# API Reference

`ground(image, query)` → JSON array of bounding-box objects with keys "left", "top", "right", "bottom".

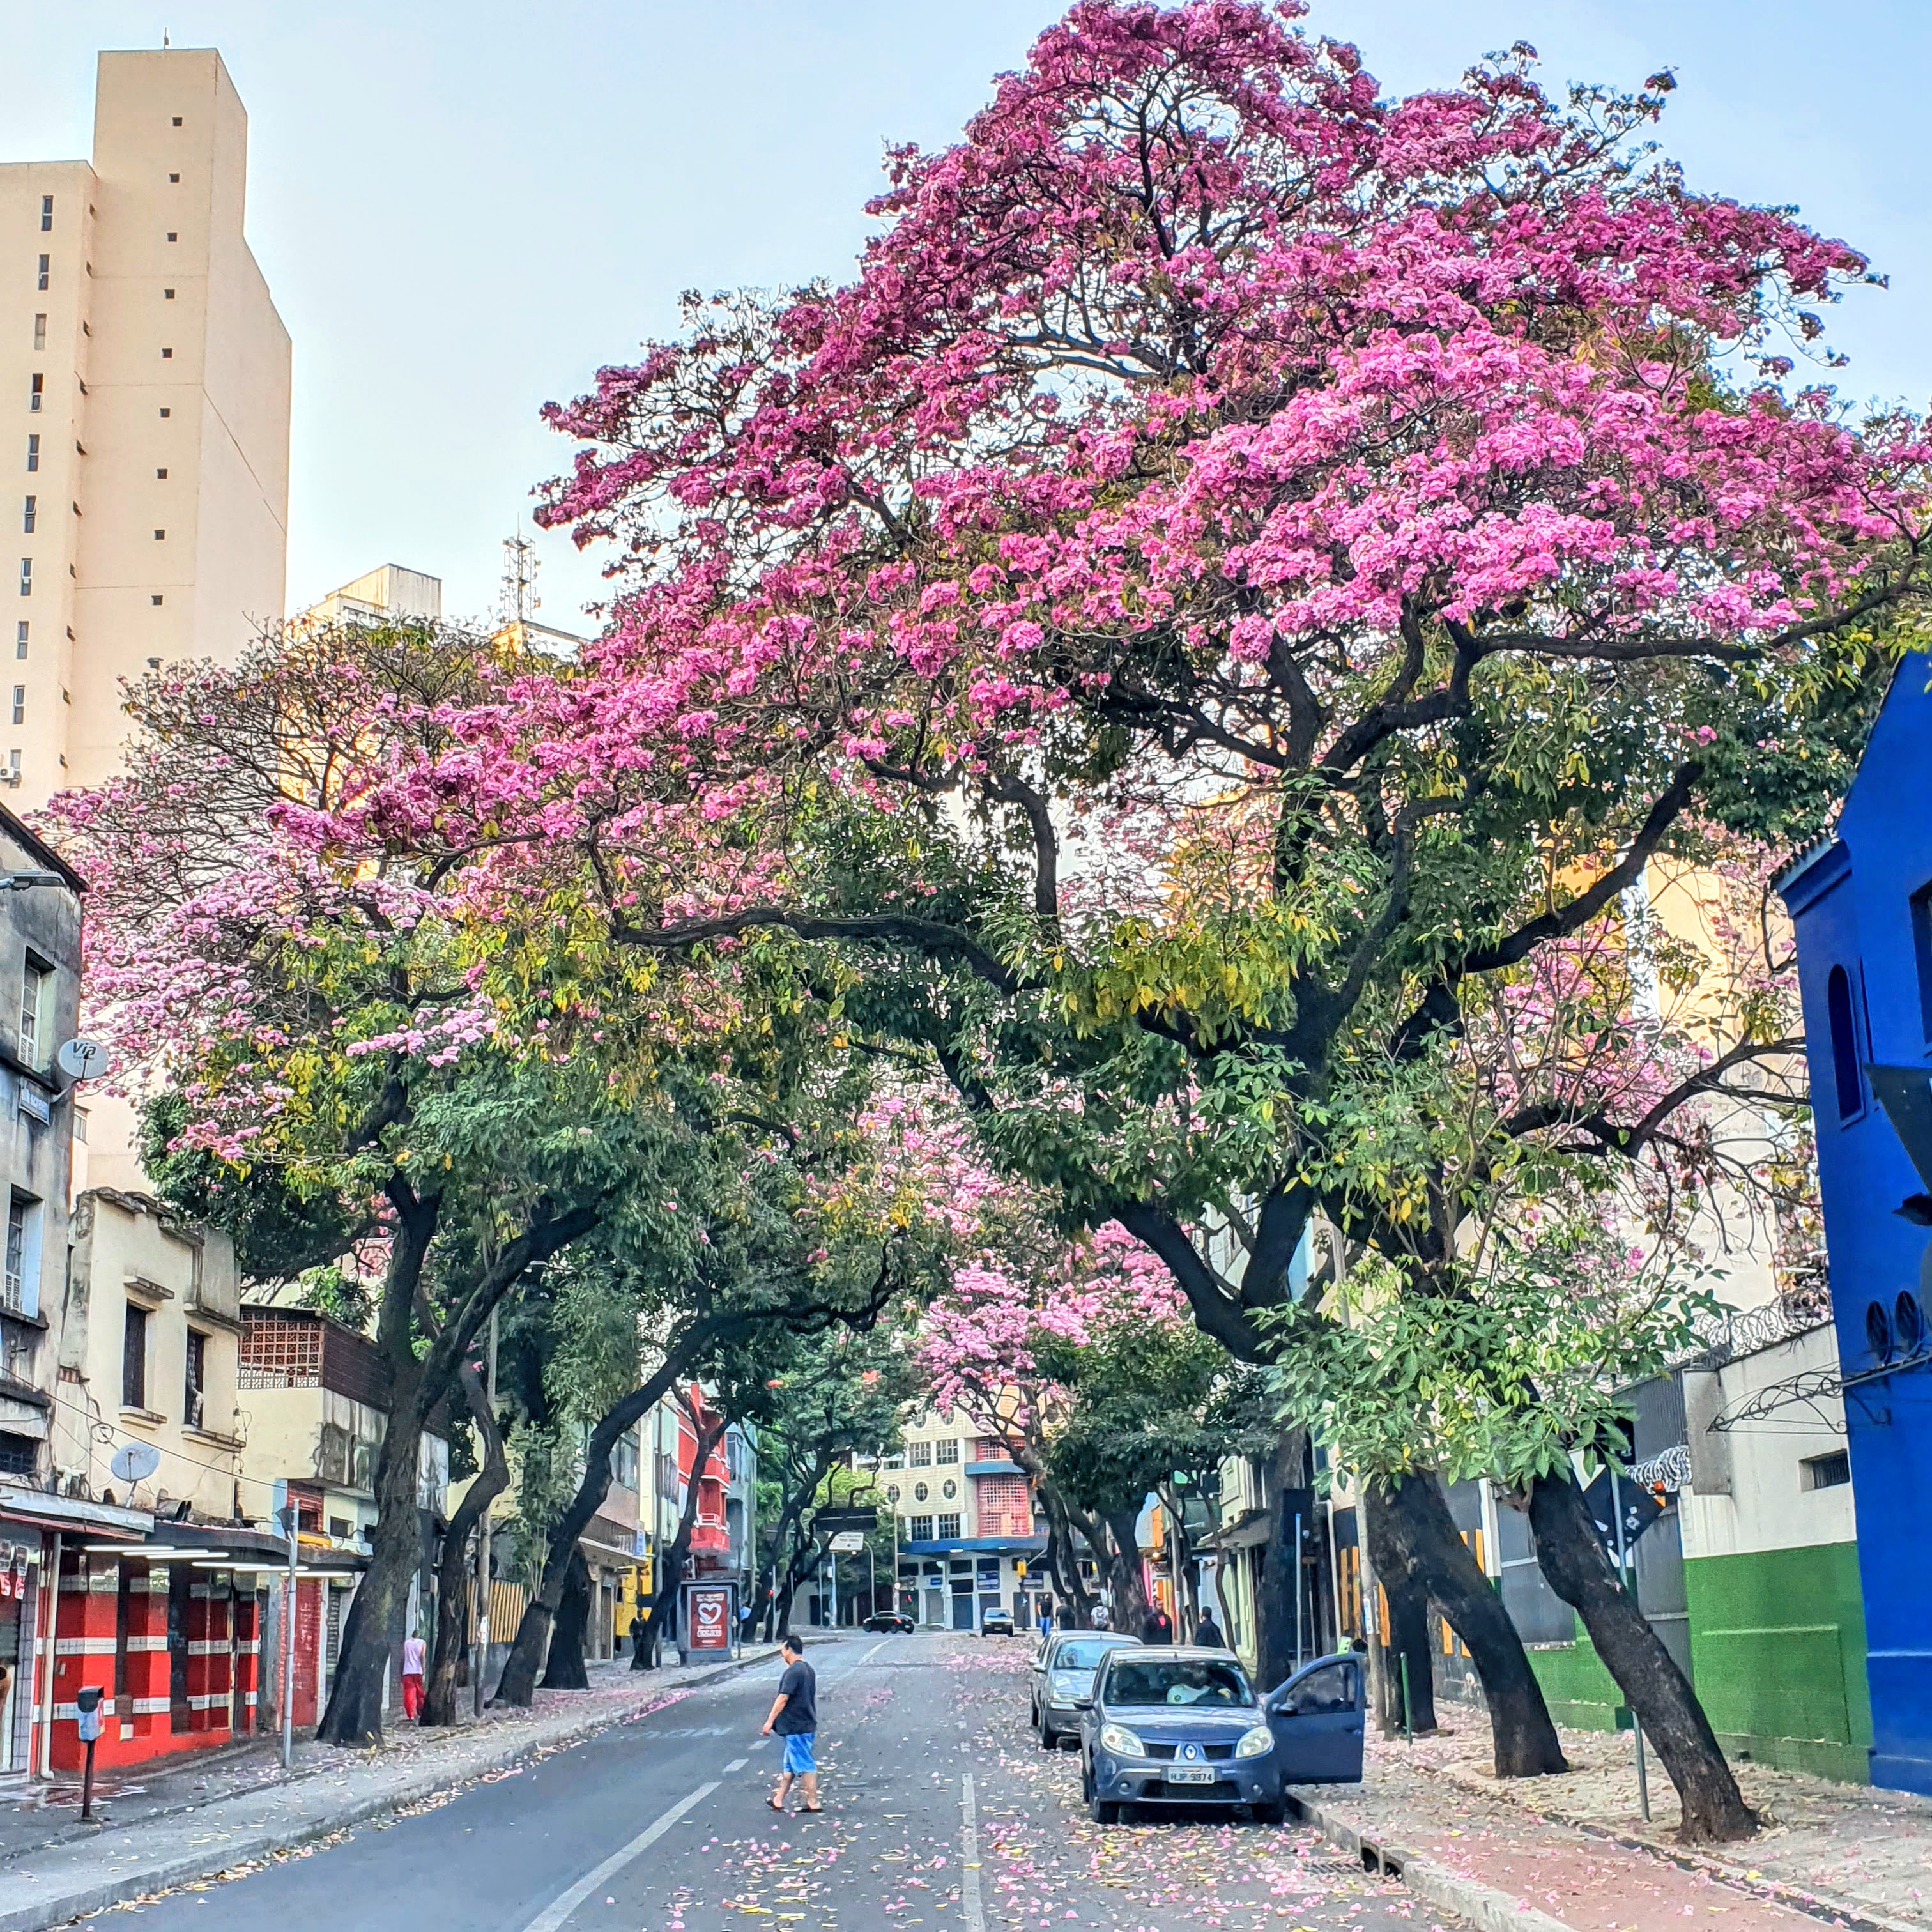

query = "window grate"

[{"left": 239, "top": 1310, "right": 321, "bottom": 1387}]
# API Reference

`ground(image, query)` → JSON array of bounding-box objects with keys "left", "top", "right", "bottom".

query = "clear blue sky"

[{"left": 4, "top": 1, "right": 1926, "bottom": 630}]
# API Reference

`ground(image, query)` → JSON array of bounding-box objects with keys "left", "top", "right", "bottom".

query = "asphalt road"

[{"left": 111, "top": 1635, "right": 1456, "bottom": 1931}]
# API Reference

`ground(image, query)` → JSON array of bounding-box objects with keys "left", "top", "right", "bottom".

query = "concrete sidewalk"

[
  {"left": 0, "top": 1639, "right": 803, "bottom": 1931},
  {"left": 1290, "top": 1717, "right": 1932, "bottom": 1932}
]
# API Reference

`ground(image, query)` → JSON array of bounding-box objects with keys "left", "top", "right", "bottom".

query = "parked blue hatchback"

[{"left": 1079, "top": 1648, "right": 1365, "bottom": 1825}]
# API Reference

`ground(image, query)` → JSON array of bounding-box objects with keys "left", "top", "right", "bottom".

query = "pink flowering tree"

[
  {"left": 45, "top": 620, "right": 931, "bottom": 1747},
  {"left": 402, "top": 0, "right": 1926, "bottom": 1831}
]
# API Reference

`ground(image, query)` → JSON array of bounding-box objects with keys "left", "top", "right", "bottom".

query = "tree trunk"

[
  {"left": 316, "top": 1192, "right": 441, "bottom": 1748},
  {"left": 316, "top": 1354, "right": 425, "bottom": 1745},
  {"left": 633, "top": 1413, "right": 727, "bottom": 1667},
  {"left": 1529, "top": 1470, "right": 1756, "bottom": 1841},
  {"left": 1254, "top": 1430, "right": 1308, "bottom": 1690},
  {"left": 1370, "top": 1523, "right": 1440, "bottom": 1736},
  {"left": 496, "top": 1340, "right": 712, "bottom": 1708},
  {"left": 540, "top": 1550, "right": 592, "bottom": 1690},
  {"left": 421, "top": 1361, "right": 507, "bottom": 1726},
  {"left": 1372, "top": 1473, "right": 1568, "bottom": 1775},
  {"left": 1041, "top": 1496, "right": 1092, "bottom": 1623},
  {"left": 1101, "top": 1506, "right": 1149, "bottom": 1632}
]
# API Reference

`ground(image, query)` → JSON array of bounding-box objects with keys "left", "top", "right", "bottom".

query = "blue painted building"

[{"left": 1780, "top": 659, "right": 1932, "bottom": 1793}]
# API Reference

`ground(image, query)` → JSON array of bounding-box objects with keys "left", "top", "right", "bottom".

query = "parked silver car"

[{"left": 1028, "top": 1630, "right": 1141, "bottom": 1746}]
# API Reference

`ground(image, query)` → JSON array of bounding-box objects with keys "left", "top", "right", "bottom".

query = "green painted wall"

[
  {"left": 1525, "top": 1632, "right": 1622, "bottom": 1731},
  {"left": 1687, "top": 1540, "right": 1871, "bottom": 1784},
  {"left": 1521, "top": 1540, "right": 1871, "bottom": 1783}
]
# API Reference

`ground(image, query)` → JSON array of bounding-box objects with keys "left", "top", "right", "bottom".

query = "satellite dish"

[
  {"left": 57, "top": 1037, "right": 111, "bottom": 1082},
  {"left": 110, "top": 1442, "right": 160, "bottom": 1485}
]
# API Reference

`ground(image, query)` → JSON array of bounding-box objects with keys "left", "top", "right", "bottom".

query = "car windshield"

[
  {"left": 1055, "top": 1638, "right": 1130, "bottom": 1671},
  {"left": 1105, "top": 1659, "right": 1255, "bottom": 1708}
]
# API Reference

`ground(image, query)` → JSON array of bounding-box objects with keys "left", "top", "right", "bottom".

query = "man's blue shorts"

[{"left": 782, "top": 1732, "right": 816, "bottom": 1775}]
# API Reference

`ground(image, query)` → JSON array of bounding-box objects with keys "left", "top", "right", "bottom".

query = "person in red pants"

[{"left": 401, "top": 1632, "right": 426, "bottom": 1719}]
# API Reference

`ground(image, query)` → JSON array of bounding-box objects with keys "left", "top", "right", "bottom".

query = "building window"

[
  {"left": 909, "top": 1515, "right": 933, "bottom": 1542},
  {"left": 169, "top": 172, "right": 180, "bottom": 183},
  {"left": 151, "top": 595, "right": 163, "bottom": 606},
  {"left": 935, "top": 1438, "right": 960, "bottom": 1464},
  {"left": 36, "top": 257, "right": 49, "bottom": 292},
  {"left": 10, "top": 689, "right": 22, "bottom": 729},
  {"left": 13, "top": 624, "right": 24, "bottom": 660},
  {"left": 17, "top": 560, "right": 29, "bottom": 598},
  {"left": 160, "top": 347, "right": 172, "bottom": 360},
  {"left": 156, "top": 468, "right": 168, "bottom": 479},
  {"left": 1827, "top": 965, "right": 1864, "bottom": 1121},
  {"left": 172, "top": 116, "right": 183, "bottom": 126},
  {"left": 31, "top": 315, "right": 45, "bottom": 352},
  {"left": 19, "top": 954, "right": 47, "bottom": 1062},
  {"left": 942, "top": 1477, "right": 958, "bottom": 1499},
  {"left": 1803, "top": 1451, "right": 1851, "bottom": 1491},
  {"left": 163, "top": 288, "right": 176, "bottom": 300},
  {"left": 184, "top": 1328, "right": 208, "bottom": 1429},
  {"left": 158, "top": 408, "right": 170, "bottom": 419},
  {"left": 72, "top": 1106, "right": 86, "bottom": 1142},
  {"left": 1, "top": 1197, "right": 24, "bottom": 1311},
  {"left": 27, "top": 376, "right": 42, "bottom": 414},
  {"left": 19, "top": 500, "right": 31, "bottom": 537},
  {"left": 937, "top": 1513, "right": 962, "bottom": 1540},
  {"left": 909, "top": 1439, "right": 931, "bottom": 1468},
  {"left": 153, "top": 529, "right": 165, "bottom": 541},
  {"left": 24, "top": 437, "right": 37, "bottom": 474},
  {"left": 123, "top": 1303, "right": 150, "bottom": 1409},
  {"left": 39, "top": 197, "right": 52, "bottom": 233},
  {"left": 165, "top": 232, "right": 177, "bottom": 243},
  {"left": 885, "top": 1483, "right": 900, "bottom": 1503},
  {"left": 0, "top": 1434, "right": 34, "bottom": 1479}
]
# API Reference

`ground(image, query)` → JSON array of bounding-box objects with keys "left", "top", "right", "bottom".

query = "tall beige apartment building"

[{"left": 0, "top": 48, "right": 290, "bottom": 806}]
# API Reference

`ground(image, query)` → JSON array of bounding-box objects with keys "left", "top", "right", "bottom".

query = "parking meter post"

[{"left": 74, "top": 1685, "right": 102, "bottom": 1822}]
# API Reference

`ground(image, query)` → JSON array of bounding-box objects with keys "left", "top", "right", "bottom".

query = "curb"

[
  {"left": 1429, "top": 1765, "right": 1918, "bottom": 1932},
  {"left": 1283, "top": 1786, "right": 1573, "bottom": 1932},
  {"left": 6, "top": 1644, "right": 785, "bottom": 1932}
]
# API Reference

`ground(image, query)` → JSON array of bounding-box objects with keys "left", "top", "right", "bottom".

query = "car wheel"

[
  {"left": 1088, "top": 1790, "right": 1119, "bottom": 1825},
  {"left": 1038, "top": 1721, "right": 1056, "bottom": 1751},
  {"left": 1252, "top": 1798, "right": 1287, "bottom": 1827}
]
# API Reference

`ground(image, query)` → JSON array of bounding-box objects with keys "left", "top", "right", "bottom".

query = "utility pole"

[
  {"left": 473, "top": 1305, "right": 497, "bottom": 1718},
  {"left": 277, "top": 1504, "right": 298, "bottom": 1770},
  {"left": 1331, "top": 1223, "right": 1395, "bottom": 1734}
]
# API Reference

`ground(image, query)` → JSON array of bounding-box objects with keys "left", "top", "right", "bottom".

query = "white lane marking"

[
  {"left": 860, "top": 1639, "right": 887, "bottom": 1664},
  {"left": 960, "top": 1774, "right": 986, "bottom": 1932},
  {"left": 517, "top": 1781, "right": 719, "bottom": 1932},
  {"left": 724, "top": 1756, "right": 747, "bottom": 1772}
]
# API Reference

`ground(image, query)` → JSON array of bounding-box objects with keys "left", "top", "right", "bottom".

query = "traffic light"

[{"left": 1014, "top": 1560, "right": 1027, "bottom": 1578}]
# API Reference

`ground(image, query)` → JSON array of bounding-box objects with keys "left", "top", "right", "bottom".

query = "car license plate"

[{"left": 1164, "top": 1765, "right": 1216, "bottom": 1784}]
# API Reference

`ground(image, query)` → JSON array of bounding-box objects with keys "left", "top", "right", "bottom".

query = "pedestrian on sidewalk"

[
  {"left": 1193, "top": 1607, "right": 1226, "bottom": 1648},
  {"left": 761, "top": 1634, "right": 820, "bottom": 1816},
  {"left": 401, "top": 1631, "right": 426, "bottom": 1721},
  {"left": 1140, "top": 1603, "right": 1174, "bottom": 1644}
]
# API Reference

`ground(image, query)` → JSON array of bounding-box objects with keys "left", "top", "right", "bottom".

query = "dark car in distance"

[
  {"left": 1080, "top": 1648, "right": 1366, "bottom": 1825},
  {"left": 862, "top": 1610, "right": 916, "bottom": 1634}
]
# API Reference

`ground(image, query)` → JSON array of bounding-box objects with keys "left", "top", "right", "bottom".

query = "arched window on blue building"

[{"left": 1827, "top": 964, "right": 1864, "bottom": 1121}]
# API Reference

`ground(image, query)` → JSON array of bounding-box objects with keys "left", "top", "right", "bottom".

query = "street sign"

[
  {"left": 1582, "top": 1467, "right": 1663, "bottom": 1569},
  {"left": 813, "top": 1508, "right": 880, "bottom": 1534},
  {"left": 829, "top": 1531, "right": 866, "bottom": 1552}
]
